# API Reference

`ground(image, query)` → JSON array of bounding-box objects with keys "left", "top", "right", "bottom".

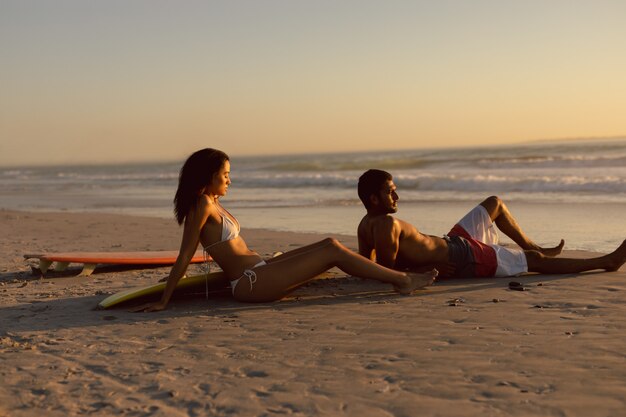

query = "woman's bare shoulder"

[
  {"left": 187, "top": 195, "right": 216, "bottom": 224},
  {"left": 197, "top": 194, "right": 213, "bottom": 209}
]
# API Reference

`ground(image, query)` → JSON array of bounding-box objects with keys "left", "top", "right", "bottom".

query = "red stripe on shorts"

[{"left": 448, "top": 224, "right": 497, "bottom": 277}]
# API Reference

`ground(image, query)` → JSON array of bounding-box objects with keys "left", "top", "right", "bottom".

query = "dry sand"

[{"left": 1, "top": 209, "right": 625, "bottom": 417}]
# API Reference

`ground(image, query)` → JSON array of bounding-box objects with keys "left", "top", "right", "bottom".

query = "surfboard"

[
  {"left": 97, "top": 271, "right": 229, "bottom": 309},
  {"left": 24, "top": 250, "right": 208, "bottom": 276}
]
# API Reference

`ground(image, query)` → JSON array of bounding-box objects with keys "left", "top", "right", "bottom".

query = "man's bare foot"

[
  {"left": 395, "top": 269, "right": 438, "bottom": 294},
  {"left": 604, "top": 240, "right": 626, "bottom": 272},
  {"left": 538, "top": 239, "right": 565, "bottom": 257}
]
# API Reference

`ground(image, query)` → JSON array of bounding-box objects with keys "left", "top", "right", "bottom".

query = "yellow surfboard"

[{"left": 97, "top": 271, "right": 229, "bottom": 309}]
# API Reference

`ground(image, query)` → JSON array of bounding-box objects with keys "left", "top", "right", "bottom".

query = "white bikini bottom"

[{"left": 230, "top": 260, "right": 266, "bottom": 296}]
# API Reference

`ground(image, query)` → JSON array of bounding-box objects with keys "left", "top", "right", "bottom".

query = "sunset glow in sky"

[{"left": 1, "top": 1, "right": 625, "bottom": 165}]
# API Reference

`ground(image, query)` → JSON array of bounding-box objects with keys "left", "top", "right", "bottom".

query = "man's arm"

[
  {"left": 372, "top": 216, "right": 401, "bottom": 269},
  {"left": 358, "top": 235, "right": 375, "bottom": 260},
  {"left": 357, "top": 217, "right": 375, "bottom": 260}
]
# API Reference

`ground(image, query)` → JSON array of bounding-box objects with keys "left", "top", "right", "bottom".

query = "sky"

[{"left": 1, "top": 0, "right": 626, "bottom": 166}]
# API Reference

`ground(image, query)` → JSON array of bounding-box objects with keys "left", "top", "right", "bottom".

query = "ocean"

[{"left": 2, "top": 139, "right": 625, "bottom": 253}]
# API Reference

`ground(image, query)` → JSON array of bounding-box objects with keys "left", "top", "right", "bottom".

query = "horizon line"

[{"left": 1, "top": 135, "right": 625, "bottom": 169}]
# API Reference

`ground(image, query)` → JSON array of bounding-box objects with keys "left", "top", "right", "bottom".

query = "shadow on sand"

[{"left": 0, "top": 270, "right": 609, "bottom": 335}]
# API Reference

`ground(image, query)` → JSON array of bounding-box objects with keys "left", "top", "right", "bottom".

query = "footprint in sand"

[{"left": 194, "top": 383, "right": 219, "bottom": 399}]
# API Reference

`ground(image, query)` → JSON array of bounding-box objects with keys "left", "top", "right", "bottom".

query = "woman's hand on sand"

[{"left": 131, "top": 301, "right": 168, "bottom": 313}]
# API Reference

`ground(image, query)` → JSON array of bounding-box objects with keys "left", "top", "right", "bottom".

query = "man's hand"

[
  {"left": 431, "top": 262, "right": 455, "bottom": 278},
  {"left": 410, "top": 262, "right": 456, "bottom": 278},
  {"left": 130, "top": 300, "right": 168, "bottom": 313}
]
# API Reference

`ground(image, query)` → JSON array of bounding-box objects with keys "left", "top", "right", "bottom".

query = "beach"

[
  {"left": 4, "top": 0, "right": 626, "bottom": 414},
  {"left": 1, "top": 209, "right": 625, "bottom": 417}
]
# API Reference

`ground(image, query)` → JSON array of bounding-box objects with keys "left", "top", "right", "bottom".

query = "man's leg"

[
  {"left": 525, "top": 240, "right": 626, "bottom": 274},
  {"left": 480, "top": 196, "right": 564, "bottom": 256}
]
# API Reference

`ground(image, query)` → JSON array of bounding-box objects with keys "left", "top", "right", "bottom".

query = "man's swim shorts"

[{"left": 446, "top": 205, "right": 528, "bottom": 278}]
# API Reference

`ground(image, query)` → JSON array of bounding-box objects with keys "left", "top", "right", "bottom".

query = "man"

[{"left": 357, "top": 169, "right": 626, "bottom": 278}]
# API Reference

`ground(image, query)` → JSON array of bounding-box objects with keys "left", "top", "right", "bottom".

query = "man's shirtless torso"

[{"left": 357, "top": 214, "right": 449, "bottom": 270}]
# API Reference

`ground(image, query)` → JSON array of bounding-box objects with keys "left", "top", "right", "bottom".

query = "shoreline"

[
  {"left": 1, "top": 209, "right": 625, "bottom": 416},
  {"left": 3, "top": 198, "right": 625, "bottom": 254}
]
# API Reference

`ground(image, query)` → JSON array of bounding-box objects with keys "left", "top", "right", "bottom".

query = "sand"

[{"left": 1, "top": 209, "right": 625, "bottom": 417}]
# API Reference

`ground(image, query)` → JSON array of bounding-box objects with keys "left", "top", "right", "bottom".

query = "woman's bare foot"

[
  {"left": 604, "top": 240, "right": 626, "bottom": 272},
  {"left": 395, "top": 269, "right": 438, "bottom": 294},
  {"left": 537, "top": 239, "right": 565, "bottom": 257}
]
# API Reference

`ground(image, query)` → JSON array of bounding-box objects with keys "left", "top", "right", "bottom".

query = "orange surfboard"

[{"left": 24, "top": 250, "right": 208, "bottom": 276}]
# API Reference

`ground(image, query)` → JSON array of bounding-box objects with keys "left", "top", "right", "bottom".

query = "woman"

[{"left": 134, "top": 149, "right": 436, "bottom": 312}]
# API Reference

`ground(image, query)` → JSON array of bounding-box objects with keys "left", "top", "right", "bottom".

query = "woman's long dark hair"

[{"left": 173, "top": 148, "right": 230, "bottom": 225}]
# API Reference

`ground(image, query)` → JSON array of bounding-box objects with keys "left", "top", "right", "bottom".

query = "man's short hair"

[{"left": 358, "top": 169, "right": 393, "bottom": 209}]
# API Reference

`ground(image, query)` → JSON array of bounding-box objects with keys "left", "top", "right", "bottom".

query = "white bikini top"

[
  {"left": 219, "top": 212, "right": 240, "bottom": 241},
  {"left": 204, "top": 204, "right": 240, "bottom": 252}
]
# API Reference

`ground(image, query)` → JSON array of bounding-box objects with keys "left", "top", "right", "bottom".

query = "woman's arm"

[{"left": 133, "top": 198, "right": 211, "bottom": 312}]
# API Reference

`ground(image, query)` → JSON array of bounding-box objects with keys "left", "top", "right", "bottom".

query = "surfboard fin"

[
  {"left": 39, "top": 260, "right": 53, "bottom": 275},
  {"left": 79, "top": 263, "right": 97, "bottom": 276}
]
